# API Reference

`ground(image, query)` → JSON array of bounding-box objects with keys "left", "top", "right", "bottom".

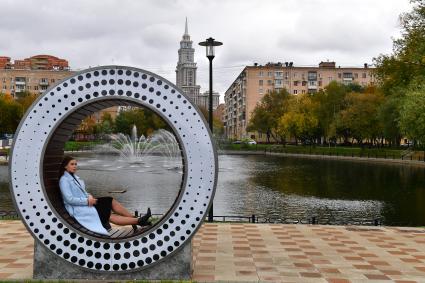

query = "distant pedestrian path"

[{"left": 1, "top": 221, "right": 424, "bottom": 282}]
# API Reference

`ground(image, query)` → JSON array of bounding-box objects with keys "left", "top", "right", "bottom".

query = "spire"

[{"left": 184, "top": 17, "right": 188, "bottom": 35}]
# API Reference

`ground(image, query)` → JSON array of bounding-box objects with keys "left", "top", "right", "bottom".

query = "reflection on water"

[
  {"left": 1, "top": 154, "right": 425, "bottom": 226},
  {"left": 216, "top": 155, "right": 425, "bottom": 226}
]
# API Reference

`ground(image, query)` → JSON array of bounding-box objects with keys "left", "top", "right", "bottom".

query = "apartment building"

[
  {"left": 0, "top": 55, "right": 118, "bottom": 125},
  {"left": 0, "top": 55, "right": 71, "bottom": 97},
  {"left": 0, "top": 68, "right": 73, "bottom": 97},
  {"left": 223, "top": 61, "right": 376, "bottom": 140}
]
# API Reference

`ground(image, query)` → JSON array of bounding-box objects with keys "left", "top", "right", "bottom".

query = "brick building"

[{"left": 223, "top": 61, "right": 376, "bottom": 141}]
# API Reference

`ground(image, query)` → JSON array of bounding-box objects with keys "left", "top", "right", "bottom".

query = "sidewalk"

[{"left": 1, "top": 221, "right": 424, "bottom": 282}]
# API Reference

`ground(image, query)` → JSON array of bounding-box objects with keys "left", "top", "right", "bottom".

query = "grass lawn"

[{"left": 64, "top": 141, "right": 104, "bottom": 151}]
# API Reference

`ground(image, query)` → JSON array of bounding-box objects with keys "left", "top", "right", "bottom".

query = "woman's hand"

[{"left": 88, "top": 194, "right": 97, "bottom": 206}]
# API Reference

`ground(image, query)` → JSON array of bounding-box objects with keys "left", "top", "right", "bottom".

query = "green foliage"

[
  {"left": 374, "top": 0, "right": 425, "bottom": 95},
  {"left": 98, "top": 112, "right": 115, "bottom": 134},
  {"left": 115, "top": 108, "right": 167, "bottom": 137},
  {"left": 336, "top": 90, "right": 384, "bottom": 143},
  {"left": 277, "top": 94, "right": 319, "bottom": 142},
  {"left": 399, "top": 83, "right": 425, "bottom": 146},
  {"left": 0, "top": 93, "right": 22, "bottom": 134},
  {"left": 377, "top": 95, "right": 403, "bottom": 146},
  {"left": 372, "top": 0, "right": 425, "bottom": 145},
  {"left": 312, "top": 81, "right": 348, "bottom": 141},
  {"left": 247, "top": 89, "right": 291, "bottom": 142},
  {"left": 198, "top": 106, "right": 224, "bottom": 136}
]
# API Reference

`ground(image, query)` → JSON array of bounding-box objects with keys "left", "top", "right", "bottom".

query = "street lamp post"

[{"left": 199, "top": 37, "right": 222, "bottom": 222}]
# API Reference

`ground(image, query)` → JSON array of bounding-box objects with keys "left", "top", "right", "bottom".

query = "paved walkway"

[{"left": 1, "top": 221, "right": 425, "bottom": 282}]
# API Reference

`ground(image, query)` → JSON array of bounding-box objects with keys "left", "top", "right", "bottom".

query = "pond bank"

[{"left": 220, "top": 150, "right": 425, "bottom": 167}]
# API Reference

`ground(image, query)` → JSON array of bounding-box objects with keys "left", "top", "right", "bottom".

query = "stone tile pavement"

[{"left": 1, "top": 220, "right": 425, "bottom": 282}]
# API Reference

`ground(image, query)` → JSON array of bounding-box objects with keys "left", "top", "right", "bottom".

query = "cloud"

[{"left": 0, "top": 0, "right": 413, "bottom": 101}]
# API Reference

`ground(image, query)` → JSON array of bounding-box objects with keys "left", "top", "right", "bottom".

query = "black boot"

[{"left": 137, "top": 207, "right": 151, "bottom": 226}]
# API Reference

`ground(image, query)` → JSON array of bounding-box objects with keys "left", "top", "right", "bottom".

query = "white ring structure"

[{"left": 10, "top": 66, "right": 217, "bottom": 272}]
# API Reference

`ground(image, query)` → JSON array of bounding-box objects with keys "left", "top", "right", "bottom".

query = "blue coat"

[{"left": 59, "top": 171, "right": 109, "bottom": 235}]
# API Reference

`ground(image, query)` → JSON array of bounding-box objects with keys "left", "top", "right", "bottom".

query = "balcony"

[
  {"left": 39, "top": 81, "right": 49, "bottom": 86},
  {"left": 15, "top": 81, "right": 26, "bottom": 85}
]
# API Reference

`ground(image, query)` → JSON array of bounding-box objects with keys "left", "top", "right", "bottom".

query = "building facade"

[
  {"left": 0, "top": 55, "right": 71, "bottom": 97},
  {"left": 175, "top": 19, "right": 201, "bottom": 106},
  {"left": 198, "top": 91, "right": 220, "bottom": 111},
  {"left": 0, "top": 69, "right": 73, "bottom": 97},
  {"left": 0, "top": 55, "right": 118, "bottom": 126},
  {"left": 224, "top": 61, "right": 376, "bottom": 140}
]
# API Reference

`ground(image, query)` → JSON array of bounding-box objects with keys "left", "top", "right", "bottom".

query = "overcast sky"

[{"left": 0, "top": 0, "right": 413, "bottom": 101}]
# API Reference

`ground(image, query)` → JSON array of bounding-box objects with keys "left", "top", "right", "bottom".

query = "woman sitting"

[{"left": 59, "top": 156, "right": 151, "bottom": 235}]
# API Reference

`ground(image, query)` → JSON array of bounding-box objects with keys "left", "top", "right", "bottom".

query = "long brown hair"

[{"left": 59, "top": 156, "right": 75, "bottom": 178}]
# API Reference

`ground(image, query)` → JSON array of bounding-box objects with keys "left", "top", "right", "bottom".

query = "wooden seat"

[{"left": 59, "top": 206, "right": 149, "bottom": 239}]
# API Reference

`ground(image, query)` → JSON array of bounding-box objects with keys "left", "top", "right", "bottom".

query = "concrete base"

[{"left": 33, "top": 240, "right": 192, "bottom": 280}]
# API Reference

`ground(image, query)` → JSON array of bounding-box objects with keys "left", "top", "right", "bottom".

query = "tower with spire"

[{"left": 176, "top": 18, "right": 201, "bottom": 105}]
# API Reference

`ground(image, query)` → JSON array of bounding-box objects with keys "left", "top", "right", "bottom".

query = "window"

[
  {"left": 259, "top": 80, "right": 263, "bottom": 86},
  {"left": 318, "top": 81, "right": 322, "bottom": 86},
  {"left": 308, "top": 71, "right": 317, "bottom": 81},
  {"left": 259, "top": 88, "right": 263, "bottom": 94},
  {"left": 274, "top": 79, "right": 283, "bottom": 86},
  {"left": 302, "top": 90, "right": 306, "bottom": 94},
  {"left": 2, "top": 78, "right": 5, "bottom": 83},
  {"left": 362, "top": 73, "right": 367, "bottom": 78},
  {"left": 338, "top": 73, "right": 342, "bottom": 78},
  {"left": 294, "top": 81, "right": 298, "bottom": 86},
  {"left": 293, "top": 72, "right": 297, "bottom": 78},
  {"left": 34, "top": 86, "right": 38, "bottom": 90},
  {"left": 302, "top": 81, "right": 307, "bottom": 86},
  {"left": 354, "top": 73, "right": 358, "bottom": 79},
  {"left": 343, "top": 72, "right": 353, "bottom": 79},
  {"left": 293, "top": 90, "right": 298, "bottom": 94},
  {"left": 267, "top": 80, "right": 273, "bottom": 86},
  {"left": 2, "top": 85, "right": 6, "bottom": 90},
  {"left": 267, "top": 71, "right": 273, "bottom": 77},
  {"left": 258, "top": 71, "right": 264, "bottom": 77},
  {"left": 275, "top": 71, "right": 283, "bottom": 77},
  {"left": 51, "top": 79, "right": 55, "bottom": 83},
  {"left": 41, "top": 85, "right": 48, "bottom": 90}
]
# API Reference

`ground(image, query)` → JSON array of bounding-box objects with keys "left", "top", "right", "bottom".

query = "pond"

[{"left": 1, "top": 154, "right": 424, "bottom": 226}]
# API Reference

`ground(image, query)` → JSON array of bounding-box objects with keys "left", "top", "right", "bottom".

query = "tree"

[
  {"left": 399, "top": 83, "right": 425, "bottom": 146},
  {"left": 247, "top": 89, "right": 291, "bottom": 143},
  {"left": 277, "top": 94, "right": 319, "bottom": 144},
  {"left": 337, "top": 90, "right": 384, "bottom": 145},
  {"left": 312, "top": 81, "right": 348, "bottom": 143},
  {"left": 15, "top": 91, "right": 38, "bottom": 115},
  {"left": 198, "top": 106, "right": 224, "bottom": 136},
  {"left": 115, "top": 107, "right": 167, "bottom": 137},
  {"left": 0, "top": 93, "right": 22, "bottom": 134},
  {"left": 374, "top": 0, "right": 425, "bottom": 95},
  {"left": 98, "top": 112, "right": 115, "bottom": 134},
  {"left": 377, "top": 95, "right": 403, "bottom": 146}
]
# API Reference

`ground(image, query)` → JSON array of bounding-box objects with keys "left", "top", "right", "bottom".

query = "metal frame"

[{"left": 9, "top": 66, "right": 218, "bottom": 272}]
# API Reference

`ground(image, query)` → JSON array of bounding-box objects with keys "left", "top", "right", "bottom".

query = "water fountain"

[{"left": 104, "top": 125, "right": 182, "bottom": 169}]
